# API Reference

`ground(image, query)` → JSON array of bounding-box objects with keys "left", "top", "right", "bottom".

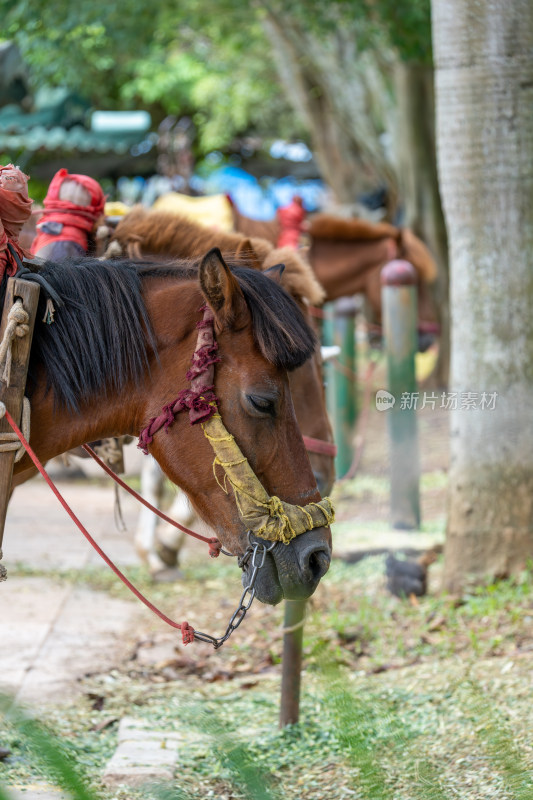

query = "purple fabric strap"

[{"left": 138, "top": 305, "right": 221, "bottom": 454}]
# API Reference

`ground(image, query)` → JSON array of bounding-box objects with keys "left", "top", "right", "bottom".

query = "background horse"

[
  {"left": 13, "top": 249, "right": 332, "bottom": 605},
  {"left": 307, "top": 214, "right": 438, "bottom": 343},
  {"left": 231, "top": 206, "right": 439, "bottom": 349},
  {"left": 108, "top": 207, "right": 335, "bottom": 577}
]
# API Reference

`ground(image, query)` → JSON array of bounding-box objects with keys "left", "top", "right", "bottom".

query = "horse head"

[{"left": 137, "top": 249, "right": 333, "bottom": 604}]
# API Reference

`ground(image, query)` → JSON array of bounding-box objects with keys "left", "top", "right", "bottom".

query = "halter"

[{"left": 138, "top": 304, "right": 334, "bottom": 544}]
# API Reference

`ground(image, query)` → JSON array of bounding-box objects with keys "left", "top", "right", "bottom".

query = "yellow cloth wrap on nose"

[{"left": 201, "top": 413, "right": 335, "bottom": 544}]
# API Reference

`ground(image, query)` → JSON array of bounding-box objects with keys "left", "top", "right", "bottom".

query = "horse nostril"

[
  {"left": 305, "top": 547, "right": 331, "bottom": 582},
  {"left": 274, "top": 533, "right": 332, "bottom": 601}
]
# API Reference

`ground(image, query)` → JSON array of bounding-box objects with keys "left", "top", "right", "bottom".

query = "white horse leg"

[
  {"left": 156, "top": 490, "right": 195, "bottom": 555},
  {"left": 135, "top": 457, "right": 169, "bottom": 574}
]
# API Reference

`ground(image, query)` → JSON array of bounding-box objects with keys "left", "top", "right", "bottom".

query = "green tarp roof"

[
  {"left": 0, "top": 90, "right": 153, "bottom": 155},
  {"left": 0, "top": 124, "right": 152, "bottom": 154}
]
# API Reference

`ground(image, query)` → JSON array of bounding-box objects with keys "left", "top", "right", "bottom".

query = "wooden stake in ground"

[
  {"left": 0, "top": 277, "right": 40, "bottom": 572},
  {"left": 279, "top": 598, "right": 306, "bottom": 727}
]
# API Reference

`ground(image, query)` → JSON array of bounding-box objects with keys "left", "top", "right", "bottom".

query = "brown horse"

[
  {"left": 13, "top": 250, "right": 331, "bottom": 604},
  {"left": 108, "top": 206, "right": 335, "bottom": 495},
  {"left": 231, "top": 207, "right": 439, "bottom": 345}
]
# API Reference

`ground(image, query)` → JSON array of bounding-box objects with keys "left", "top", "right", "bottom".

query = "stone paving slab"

[
  {"left": 13, "top": 587, "right": 141, "bottom": 705},
  {"left": 117, "top": 717, "right": 183, "bottom": 744},
  {"left": 3, "top": 478, "right": 141, "bottom": 572},
  {"left": 4, "top": 785, "right": 69, "bottom": 800},
  {"left": 0, "top": 473, "right": 147, "bottom": 704},
  {"left": 0, "top": 579, "right": 71, "bottom": 696},
  {"left": 102, "top": 717, "right": 186, "bottom": 787}
]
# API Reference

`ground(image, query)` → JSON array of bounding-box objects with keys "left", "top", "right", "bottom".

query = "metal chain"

[{"left": 192, "top": 533, "right": 276, "bottom": 649}]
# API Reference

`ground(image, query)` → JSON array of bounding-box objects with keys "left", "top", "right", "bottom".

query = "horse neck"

[
  {"left": 15, "top": 277, "right": 200, "bottom": 472},
  {"left": 232, "top": 208, "right": 279, "bottom": 245},
  {"left": 124, "top": 214, "right": 237, "bottom": 259},
  {"left": 126, "top": 213, "right": 273, "bottom": 265},
  {"left": 15, "top": 377, "right": 145, "bottom": 473}
]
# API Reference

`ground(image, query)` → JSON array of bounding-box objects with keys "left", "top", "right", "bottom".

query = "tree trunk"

[
  {"left": 394, "top": 62, "right": 450, "bottom": 386},
  {"left": 260, "top": 6, "right": 398, "bottom": 206},
  {"left": 432, "top": 0, "right": 533, "bottom": 592}
]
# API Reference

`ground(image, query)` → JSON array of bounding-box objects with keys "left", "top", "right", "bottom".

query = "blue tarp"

[{"left": 190, "top": 165, "right": 327, "bottom": 220}]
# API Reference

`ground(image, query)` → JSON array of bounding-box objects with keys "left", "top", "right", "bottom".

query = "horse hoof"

[
  {"left": 155, "top": 542, "right": 179, "bottom": 567},
  {"left": 151, "top": 567, "right": 185, "bottom": 583}
]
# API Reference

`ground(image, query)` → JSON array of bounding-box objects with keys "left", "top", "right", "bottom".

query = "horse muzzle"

[{"left": 243, "top": 527, "right": 331, "bottom": 605}]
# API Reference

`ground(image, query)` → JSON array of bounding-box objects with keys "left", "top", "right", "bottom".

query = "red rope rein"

[
  {"left": 4, "top": 407, "right": 197, "bottom": 644},
  {"left": 81, "top": 444, "right": 222, "bottom": 556}
]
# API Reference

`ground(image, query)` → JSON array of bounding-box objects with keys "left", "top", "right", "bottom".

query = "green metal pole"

[
  {"left": 381, "top": 260, "right": 420, "bottom": 529},
  {"left": 322, "top": 299, "right": 357, "bottom": 479}
]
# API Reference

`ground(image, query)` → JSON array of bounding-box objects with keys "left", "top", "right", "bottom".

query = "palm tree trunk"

[{"left": 432, "top": 0, "right": 533, "bottom": 591}]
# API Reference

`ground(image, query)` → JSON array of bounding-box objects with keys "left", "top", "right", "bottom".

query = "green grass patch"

[{"left": 2, "top": 662, "right": 532, "bottom": 800}]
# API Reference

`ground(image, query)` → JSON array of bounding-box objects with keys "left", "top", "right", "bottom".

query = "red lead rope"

[
  {"left": 81, "top": 444, "right": 222, "bottom": 556},
  {"left": 3, "top": 407, "right": 201, "bottom": 644}
]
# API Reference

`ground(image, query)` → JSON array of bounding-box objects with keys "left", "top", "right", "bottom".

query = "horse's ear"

[
  {"left": 263, "top": 263, "right": 285, "bottom": 285},
  {"left": 199, "top": 247, "right": 247, "bottom": 330},
  {"left": 235, "top": 238, "right": 262, "bottom": 271}
]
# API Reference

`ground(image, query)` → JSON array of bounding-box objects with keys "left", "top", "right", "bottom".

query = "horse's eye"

[{"left": 247, "top": 394, "right": 276, "bottom": 415}]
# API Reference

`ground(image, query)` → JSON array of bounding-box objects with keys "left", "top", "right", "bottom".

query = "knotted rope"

[
  {"left": 0, "top": 296, "right": 32, "bottom": 463},
  {"left": 203, "top": 413, "right": 335, "bottom": 544},
  {"left": 0, "top": 299, "right": 29, "bottom": 386},
  {"left": 0, "top": 397, "right": 30, "bottom": 463}
]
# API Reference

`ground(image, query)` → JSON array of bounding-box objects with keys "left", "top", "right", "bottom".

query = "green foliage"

[
  {"left": 256, "top": 0, "right": 432, "bottom": 63},
  {"left": 0, "top": 695, "right": 95, "bottom": 800},
  {"left": 374, "top": 0, "right": 433, "bottom": 63},
  {"left": 321, "top": 672, "right": 452, "bottom": 800},
  {"left": 1, "top": 0, "right": 431, "bottom": 160},
  {"left": 1, "top": 0, "right": 303, "bottom": 155},
  {"left": 465, "top": 681, "right": 533, "bottom": 800}
]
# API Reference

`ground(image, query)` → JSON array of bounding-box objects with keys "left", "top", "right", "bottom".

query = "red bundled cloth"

[
  {"left": 276, "top": 195, "right": 306, "bottom": 250},
  {"left": 0, "top": 164, "right": 34, "bottom": 280},
  {"left": 31, "top": 168, "right": 105, "bottom": 256}
]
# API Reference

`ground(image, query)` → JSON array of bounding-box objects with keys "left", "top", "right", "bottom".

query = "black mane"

[{"left": 25, "top": 257, "right": 316, "bottom": 412}]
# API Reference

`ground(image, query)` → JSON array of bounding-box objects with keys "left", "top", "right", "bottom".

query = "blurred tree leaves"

[
  {"left": 1, "top": 0, "right": 304, "bottom": 153},
  {"left": 1, "top": 0, "right": 431, "bottom": 157}
]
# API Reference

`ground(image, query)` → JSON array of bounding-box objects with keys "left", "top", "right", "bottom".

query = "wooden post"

[
  {"left": 279, "top": 598, "right": 306, "bottom": 727},
  {"left": 0, "top": 277, "right": 40, "bottom": 569},
  {"left": 322, "top": 299, "right": 358, "bottom": 479},
  {"left": 381, "top": 260, "right": 420, "bottom": 529}
]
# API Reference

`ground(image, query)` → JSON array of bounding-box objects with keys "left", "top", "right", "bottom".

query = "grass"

[{"left": 2, "top": 658, "right": 533, "bottom": 800}]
